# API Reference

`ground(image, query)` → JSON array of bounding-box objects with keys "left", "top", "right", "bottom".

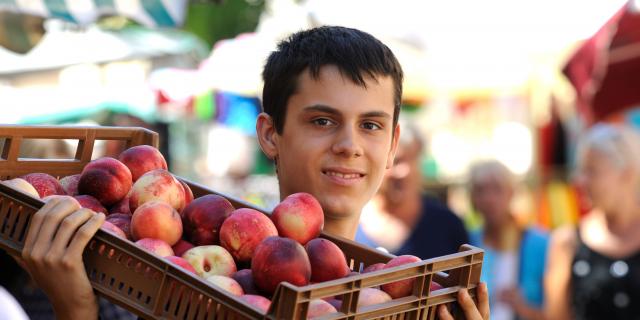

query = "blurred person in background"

[
  {"left": 469, "top": 160, "right": 548, "bottom": 320},
  {"left": 356, "top": 117, "right": 469, "bottom": 259},
  {"left": 545, "top": 123, "right": 640, "bottom": 320}
]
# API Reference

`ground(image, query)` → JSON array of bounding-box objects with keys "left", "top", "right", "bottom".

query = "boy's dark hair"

[{"left": 262, "top": 26, "right": 404, "bottom": 134}]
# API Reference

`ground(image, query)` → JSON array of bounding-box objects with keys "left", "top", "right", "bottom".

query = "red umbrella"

[{"left": 563, "top": 2, "right": 640, "bottom": 122}]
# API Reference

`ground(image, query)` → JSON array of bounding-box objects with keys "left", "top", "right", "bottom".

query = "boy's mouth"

[
  {"left": 322, "top": 168, "right": 365, "bottom": 185},
  {"left": 323, "top": 171, "right": 363, "bottom": 179}
]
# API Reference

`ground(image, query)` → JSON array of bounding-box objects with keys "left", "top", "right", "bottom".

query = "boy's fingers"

[
  {"left": 28, "top": 198, "right": 81, "bottom": 259},
  {"left": 47, "top": 209, "right": 96, "bottom": 260},
  {"left": 477, "top": 283, "right": 490, "bottom": 319},
  {"left": 22, "top": 196, "right": 62, "bottom": 256},
  {"left": 438, "top": 304, "right": 454, "bottom": 320},
  {"left": 65, "top": 212, "right": 105, "bottom": 261},
  {"left": 458, "top": 288, "right": 482, "bottom": 319}
]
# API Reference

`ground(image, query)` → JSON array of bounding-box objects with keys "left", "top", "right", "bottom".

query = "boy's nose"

[{"left": 331, "top": 126, "right": 364, "bottom": 158}]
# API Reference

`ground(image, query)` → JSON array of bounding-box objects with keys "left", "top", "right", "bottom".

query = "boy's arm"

[
  {"left": 20, "top": 196, "right": 103, "bottom": 320},
  {"left": 438, "top": 282, "right": 490, "bottom": 320}
]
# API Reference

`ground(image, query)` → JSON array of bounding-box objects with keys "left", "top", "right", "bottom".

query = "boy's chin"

[{"left": 320, "top": 200, "right": 363, "bottom": 221}]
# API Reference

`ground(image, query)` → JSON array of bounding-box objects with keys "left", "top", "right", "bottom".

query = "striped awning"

[{"left": 0, "top": 0, "right": 188, "bottom": 27}]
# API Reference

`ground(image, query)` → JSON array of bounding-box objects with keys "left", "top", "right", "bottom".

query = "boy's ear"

[
  {"left": 256, "top": 113, "right": 279, "bottom": 160},
  {"left": 386, "top": 124, "right": 401, "bottom": 169}
]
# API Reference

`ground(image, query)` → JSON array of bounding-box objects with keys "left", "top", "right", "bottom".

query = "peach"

[
  {"left": 118, "top": 145, "right": 167, "bottom": 182},
  {"left": 78, "top": 157, "right": 132, "bottom": 206},
  {"left": 129, "top": 169, "right": 185, "bottom": 213},
  {"left": 172, "top": 239, "right": 195, "bottom": 257},
  {"left": 179, "top": 180, "right": 194, "bottom": 208},
  {"left": 135, "top": 238, "right": 174, "bottom": 257},
  {"left": 109, "top": 195, "right": 131, "bottom": 215},
  {"left": 239, "top": 294, "right": 271, "bottom": 313},
  {"left": 182, "top": 195, "right": 235, "bottom": 246},
  {"left": 307, "top": 299, "right": 337, "bottom": 319},
  {"left": 182, "top": 245, "right": 237, "bottom": 278},
  {"left": 357, "top": 288, "right": 392, "bottom": 308},
  {"left": 323, "top": 297, "right": 342, "bottom": 311},
  {"left": 251, "top": 236, "right": 311, "bottom": 294},
  {"left": 100, "top": 220, "right": 127, "bottom": 239},
  {"left": 219, "top": 208, "right": 278, "bottom": 262},
  {"left": 59, "top": 174, "right": 80, "bottom": 196},
  {"left": 305, "top": 238, "right": 350, "bottom": 282},
  {"left": 165, "top": 256, "right": 197, "bottom": 274},
  {"left": 232, "top": 269, "right": 260, "bottom": 295},
  {"left": 363, "top": 263, "right": 385, "bottom": 274},
  {"left": 1, "top": 178, "right": 40, "bottom": 198},
  {"left": 131, "top": 200, "right": 182, "bottom": 245},
  {"left": 74, "top": 195, "right": 108, "bottom": 214},
  {"left": 205, "top": 275, "right": 244, "bottom": 296},
  {"left": 430, "top": 281, "right": 443, "bottom": 291},
  {"left": 21, "top": 173, "right": 65, "bottom": 198},
  {"left": 105, "top": 213, "right": 132, "bottom": 240},
  {"left": 271, "top": 193, "right": 323, "bottom": 245},
  {"left": 380, "top": 255, "right": 422, "bottom": 298}
]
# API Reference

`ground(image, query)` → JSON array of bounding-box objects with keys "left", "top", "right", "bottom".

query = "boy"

[{"left": 20, "top": 26, "right": 488, "bottom": 319}]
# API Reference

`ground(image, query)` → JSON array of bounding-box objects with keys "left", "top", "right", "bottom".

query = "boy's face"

[{"left": 259, "top": 65, "right": 399, "bottom": 220}]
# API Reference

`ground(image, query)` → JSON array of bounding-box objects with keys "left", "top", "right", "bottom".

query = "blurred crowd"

[{"left": 356, "top": 120, "right": 640, "bottom": 320}]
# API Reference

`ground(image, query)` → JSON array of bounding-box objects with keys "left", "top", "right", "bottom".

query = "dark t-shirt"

[{"left": 394, "top": 195, "right": 469, "bottom": 259}]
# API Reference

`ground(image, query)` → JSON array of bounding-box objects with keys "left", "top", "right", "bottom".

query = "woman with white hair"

[
  {"left": 545, "top": 123, "right": 640, "bottom": 319},
  {"left": 468, "top": 160, "right": 548, "bottom": 320}
]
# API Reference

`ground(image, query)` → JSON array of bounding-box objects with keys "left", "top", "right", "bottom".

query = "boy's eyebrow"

[
  {"left": 303, "top": 105, "right": 391, "bottom": 119},
  {"left": 303, "top": 104, "right": 340, "bottom": 115}
]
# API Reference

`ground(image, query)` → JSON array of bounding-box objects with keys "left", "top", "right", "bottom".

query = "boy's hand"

[
  {"left": 438, "top": 282, "right": 490, "bottom": 320},
  {"left": 21, "top": 196, "right": 104, "bottom": 320}
]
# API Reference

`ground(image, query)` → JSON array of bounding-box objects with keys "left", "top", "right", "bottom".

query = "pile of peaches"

[{"left": 1, "top": 145, "right": 436, "bottom": 318}]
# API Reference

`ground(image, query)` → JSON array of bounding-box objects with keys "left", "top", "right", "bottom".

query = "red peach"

[
  {"left": 131, "top": 201, "right": 182, "bottom": 245},
  {"left": 1, "top": 178, "right": 40, "bottom": 198},
  {"left": 271, "top": 193, "right": 324, "bottom": 245},
  {"left": 172, "top": 239, "right": 195, "bottom": 258},
  {"left": 78, "top": 157, "right": 132, "bottom": 206},
  {"left": 179, "top": 180, "right": 194, "bottom": 208},
  {"left": 109, "top": 195, "right": 131, "bottom": 215},
  {"left": 430, "top": 281, "right": 443, "bottom": 291},
  {"left": 135, "top": 238, "right": 174, "bottom": 257},
  {"left": 232, "top": 269, "right": 260, "bottom": 295},
  {"left": 251, "top": 236, "right": 311, "bottom": 294},
  {"left": 323, "top": 297, "right": 342, "bottom": 311},
  {"left": 305, "top": 238, "right": 350, "bottom": 282},
  {"left": 105, "top": 213, "right": 132, "bottom": 240},
  {"left": 74, "top": 195, "right": 108, "bottom": 214},
  {"left": 182, "top": 195, "right": 235, "bottom": 246},
  {"left": 165, "top": 256, "right": 197, "bottom": 274},
  {"left": 21, "top": 173, "right": 65, "bottom": 198},
  {"left": 357, "top": 288, "right": 392, "bottom": 308},
  {"left": 307, "top": 299, "right": 337, "bottom": 319},
  {"left": 220, "top": 208, "right": 278, "bottom": 262},
  {"left": 239, "top": 294, "right": 271, "bottom": 313},
  {"left": 380, "top": 255, "right": 422, "bottom": 298},
  {"left": 182, "top": 245, "right": 237, "bottom": 278},
  {"left": 100, "top": 220, "right": 127, "bottom": 239},
  {"left": 129, "top": 169, "right": 185, "bottom": 213},
  {"left": 205, "top": 275, "right": 244, "bottom": 296},
  {"left": 118, "top": 145, "right": 167, "bottom": 182},
  {"left": 59, "top": 174, "right": 80, "bottom": 196},
  {"left": 363, "top": 263, "right": 385, "bottom": 274}
]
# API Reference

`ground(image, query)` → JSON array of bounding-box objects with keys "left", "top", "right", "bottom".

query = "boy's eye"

[
  {"left": 362, "top": 122, "right": 382, "bottom": 130},
  {"left": 312, "top": 118, "right": 333, "bottom": 126}
]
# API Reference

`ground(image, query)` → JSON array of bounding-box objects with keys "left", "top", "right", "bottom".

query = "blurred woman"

[
  {"left": 545, "top": 124, "right": 640, "bottom": 319},
  {"left": 469, "top": 160, "right": 548, "bottom": 320}
]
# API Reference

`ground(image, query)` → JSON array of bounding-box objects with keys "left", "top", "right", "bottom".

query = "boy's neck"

[{"left": 323, "top": 215, "right": 360, "bottom": 240}]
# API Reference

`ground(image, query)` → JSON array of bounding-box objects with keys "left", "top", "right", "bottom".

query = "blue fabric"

[{"left": 470, "top": 228, "right": 549, "bottom": 308}]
